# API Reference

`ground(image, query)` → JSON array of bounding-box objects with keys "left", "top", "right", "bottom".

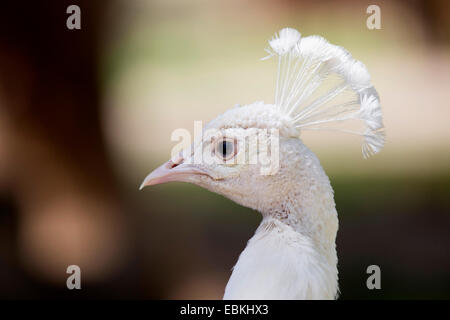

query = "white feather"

[
  {"left": 264, "top": 28, "right": 385, "bottom": 158},
  {"left": 268, "top": 28, "right": 301, "bottom": 56},
  {"left": 222, "top": 139, "right": 339, "bottom": 299},
  {"left": 224, "top": 218, "right": 337, "bottom": 299}
]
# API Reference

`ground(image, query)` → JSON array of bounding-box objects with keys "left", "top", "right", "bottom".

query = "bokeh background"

[{"left": 0, "top": 0, "right": 449, "bottom": 299}]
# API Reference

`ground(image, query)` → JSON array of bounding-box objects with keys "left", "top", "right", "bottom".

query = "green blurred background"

[{"left": 0, "top": 0, "right": 449, "bottom": 299}]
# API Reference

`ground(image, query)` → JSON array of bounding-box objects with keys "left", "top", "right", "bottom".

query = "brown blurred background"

[{"left": 0, "top": 0, "right": 449, "bottom": 299}]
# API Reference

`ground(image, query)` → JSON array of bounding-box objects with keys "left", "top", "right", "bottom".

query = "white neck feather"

[{"left": 223, "top": 146, "right": 339, "bottom": 300}]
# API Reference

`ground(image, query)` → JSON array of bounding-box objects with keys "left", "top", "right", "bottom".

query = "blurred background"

[{"left": 0, "top": 0, "right": 449, "bottom": 299}]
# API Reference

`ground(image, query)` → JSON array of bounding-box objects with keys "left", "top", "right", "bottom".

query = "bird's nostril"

[{"left": 168, "top": 159, "right": 184, "bottom": 169}]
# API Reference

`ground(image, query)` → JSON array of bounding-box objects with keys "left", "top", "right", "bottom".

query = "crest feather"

[{"left": 264, "top": 28, "right": 385, "bottom": 158}]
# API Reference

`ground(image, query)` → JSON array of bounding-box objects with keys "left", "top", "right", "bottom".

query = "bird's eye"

[{"left": 215, "top": 138, "right": 237, "bottom": 161}]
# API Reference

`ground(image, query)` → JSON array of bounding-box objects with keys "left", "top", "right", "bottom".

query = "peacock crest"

[{"left": 261, "top": 27, "right": 385, "bottom": 158}]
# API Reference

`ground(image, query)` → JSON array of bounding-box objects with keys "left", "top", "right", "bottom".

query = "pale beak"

[{"left": 139, "top": 159, "right": 208, "bottom": 190}]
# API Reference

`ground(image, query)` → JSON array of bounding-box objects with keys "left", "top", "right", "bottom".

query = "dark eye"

[{"left": 215, "top": 138, "right": 236, "bottom": 161}]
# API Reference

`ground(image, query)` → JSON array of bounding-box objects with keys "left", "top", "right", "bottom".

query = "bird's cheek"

[{"left": 209, "top": 166, "right": 241, "bottom": 181}]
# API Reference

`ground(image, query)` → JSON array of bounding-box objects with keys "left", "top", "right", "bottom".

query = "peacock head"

[
  {"left": 140, "top": 28, "right": 384, "bottom": 212},
  {"left": 140, "top": 102, "right": 300, "bottom": 211}
]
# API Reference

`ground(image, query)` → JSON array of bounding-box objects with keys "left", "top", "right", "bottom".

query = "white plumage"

[{"left": 141, "top": 28, "right": 384, "bottom": 299}]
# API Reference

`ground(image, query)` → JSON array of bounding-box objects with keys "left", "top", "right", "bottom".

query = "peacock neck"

[
  {"left": 224, "top": 141, "right": 339, "bottom": 299},
  {"left": 224, "top": 208, "right": 339, "bottom": 299},
  {"left": 258, "top": 183, "right": 339, "bottom": 285},
  {"left": 259, "top": 145, "right": 339, "bottom": 262},
  {"left": 224, "top": 176, "right": 339, "bottom": 299},
  {"left": 227, "top": 145, "right": 339, "bottom": 299},
  {"left": 260, "top": 186, "right": 338, "bottom": 264}
]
